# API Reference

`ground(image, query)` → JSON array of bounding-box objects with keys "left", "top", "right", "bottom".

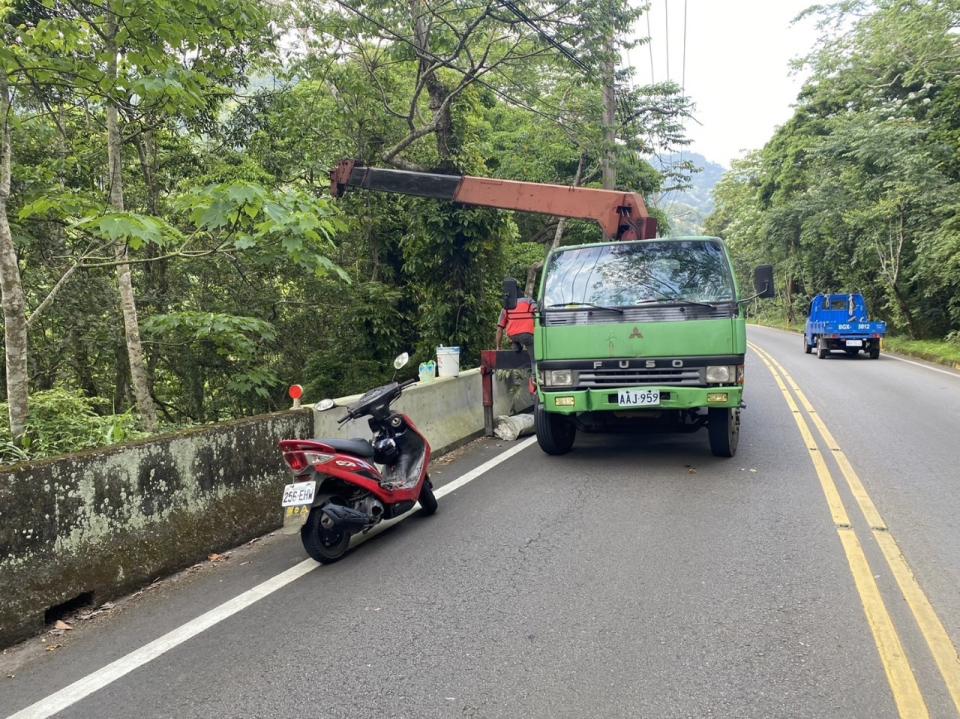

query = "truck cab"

[
  {"left": 530, "top": 236, "right": 758, "bottom": 457},
  {"left": 804, "top": 293, "right": 886, "bottom": 359}
]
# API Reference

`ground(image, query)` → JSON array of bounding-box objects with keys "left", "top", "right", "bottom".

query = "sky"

[{"left": 626, "top": 0, "right": 823, "bottom": 168}]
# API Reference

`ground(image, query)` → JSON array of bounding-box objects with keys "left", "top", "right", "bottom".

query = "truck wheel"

[
  {"left": 804, "top": 335, "right": 812, "bottom": 354},
  {"left": 708, "top": 407, "right": 739, "bottom": 457},
  {"left": 869, "top": 346, "right": 880, "bottom": 359},
  {"left": 817, "top": 338, "right": 828, "bottom": 359},
  {"left": 535, "top": 402, "right": 576, "bottom": 455}
]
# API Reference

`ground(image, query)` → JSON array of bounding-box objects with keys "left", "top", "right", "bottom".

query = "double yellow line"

[{"left": 749, "top": 342, "right": 960, "bottom": 718}]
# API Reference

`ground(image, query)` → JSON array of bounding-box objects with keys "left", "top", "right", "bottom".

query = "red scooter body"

[{"left": 278, "top": 377, "right": 437, "bottom": 563}]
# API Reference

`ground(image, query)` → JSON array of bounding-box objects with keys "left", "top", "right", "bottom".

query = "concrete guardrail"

[{"left": 0, "top": 368, "right": 531, "bottom": 647}]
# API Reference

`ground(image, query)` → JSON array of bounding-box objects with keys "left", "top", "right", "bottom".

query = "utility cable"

[
  {"left": 664, "top": 0, "right": 670, "bottom": 81},
  {"left": 501, "top": 0, "right": 591, "bottom": 75},
  {"left": 681, "top": 0, "right": 688, "bottom": 94},
  {"left": 646, "top": 7, "right": 655, "bottom": 84}
]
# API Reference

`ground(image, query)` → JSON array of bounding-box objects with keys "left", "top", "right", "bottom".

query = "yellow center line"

[
  {"left": 749, "top": 341, "right": 960, "bottom": 716},
  {"left": 749, "top": 343, "right": 929, "bottom": 719}
]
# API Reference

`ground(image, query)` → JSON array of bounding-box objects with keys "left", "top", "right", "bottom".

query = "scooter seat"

[{"left": 317, "top": 437, "right": 375, "bottom": 459}]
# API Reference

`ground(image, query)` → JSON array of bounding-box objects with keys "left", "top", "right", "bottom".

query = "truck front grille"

[{"left": 579, "top": 367, "right": 705, "bottom": 387}]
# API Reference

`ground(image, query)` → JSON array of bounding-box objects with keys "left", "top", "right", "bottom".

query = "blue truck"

[{"left": 804, "top": 293, "right": 887, "bottom": 359}]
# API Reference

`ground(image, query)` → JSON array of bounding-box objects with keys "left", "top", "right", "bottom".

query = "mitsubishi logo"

[{"left": 629, "top": 326, "right": 644, "bottom": 339}]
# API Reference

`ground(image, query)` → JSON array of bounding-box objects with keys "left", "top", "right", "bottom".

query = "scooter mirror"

[
  {"left": 315, "top": 398, "right": 335, "bottom": 411},
  {"left": 393, "top": 352, "right": 410, "bottom": 370}
]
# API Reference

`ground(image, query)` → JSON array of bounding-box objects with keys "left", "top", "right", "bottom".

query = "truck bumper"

[{"left": 540, "top": 385, "right": 743, "bottom": 415}]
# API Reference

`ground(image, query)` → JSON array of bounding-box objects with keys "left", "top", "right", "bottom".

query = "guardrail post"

[{"left": 481, "top": 350, "right": 496, "bottom": 436}]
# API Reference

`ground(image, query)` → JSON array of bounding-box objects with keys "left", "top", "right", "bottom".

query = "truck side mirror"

[
  {"left": 753, "top": 265, "right": 775, "bottom": 299},
  {"left": 502, "top": 277, "right": 519, "bottom": 310}
]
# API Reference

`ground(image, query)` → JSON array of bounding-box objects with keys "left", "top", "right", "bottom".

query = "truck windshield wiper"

[
  {"left": 545, "top": 302, "right": 624, "bottom": 314},
  {"left": 632, "top": 297, "right": 720, "bottom": 310}
]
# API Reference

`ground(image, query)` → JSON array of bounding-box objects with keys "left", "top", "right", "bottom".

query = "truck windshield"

[{"left": 543, "top": 240, "right": 736, "bottom": 308}]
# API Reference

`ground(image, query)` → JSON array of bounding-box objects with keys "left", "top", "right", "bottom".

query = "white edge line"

[
  {"left": 6, "top": 435, "right": 538, "bottom": 719},
  {"left": 750, "top": 324, "right": 960, "bottom": 380},
  {"left": 882, "top": 352, "right": 960, "bottom": 379}
]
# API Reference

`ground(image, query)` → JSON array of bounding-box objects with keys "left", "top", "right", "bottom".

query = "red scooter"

[{"left": 278, "top": 355, "right": 437, "bottom": 563}]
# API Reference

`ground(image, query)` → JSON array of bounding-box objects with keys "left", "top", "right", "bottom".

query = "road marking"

[
  {"left": 883, "top": 352, "right": 960, "bottom": 379},
  {"left": 751, "top": 342, "right": 960, "bottom": 715},
  {"left": 749, "top": 343, "right": 929, "bottom": 719},
  {"left": 5, "top": 436, "right": 537, "bottom": 719}
]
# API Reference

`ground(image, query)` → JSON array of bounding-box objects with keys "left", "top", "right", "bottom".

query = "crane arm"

[{"left": 330, "top": 160, "right": 657, "bottom": 241}]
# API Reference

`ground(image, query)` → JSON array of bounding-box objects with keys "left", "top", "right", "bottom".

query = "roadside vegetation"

[
  {"left": 709, "top": 1, "right": 960, "bottom": 355},
  {"left": 0, "top": 0, "right": 693, "bottom": 462}
]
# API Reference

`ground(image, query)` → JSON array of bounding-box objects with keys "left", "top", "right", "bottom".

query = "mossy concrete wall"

[
  {"left": 0, "top": 370, "right": 531, "bottom": 648},
  {"left": 0, "top": 410, "right": 313, "bottom": 647}
]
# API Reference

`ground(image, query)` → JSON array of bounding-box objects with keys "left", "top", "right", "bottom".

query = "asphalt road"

[{"left": 2, "top": 325, "right": 959, "bottom": 719}]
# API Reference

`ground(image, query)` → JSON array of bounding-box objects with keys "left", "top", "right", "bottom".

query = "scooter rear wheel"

[
  {"left": 418, "top": 477, "right": 438, "bottom": 516},
  {"left": 301, "top": 504, "right": 351, "bottom": 564}
]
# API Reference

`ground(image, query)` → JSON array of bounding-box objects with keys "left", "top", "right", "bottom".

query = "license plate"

[
  {"left": 845, "top": 340, "right": 863, "bottom": 347},
  {"left": 617, "top": 388, "right": 660, "bottom": 407},
  {"left": 281, "top": 480, "right": 316, "bottom": 507}
]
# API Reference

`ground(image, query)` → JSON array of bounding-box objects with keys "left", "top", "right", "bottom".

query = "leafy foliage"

[
  {"left": 0, "top": 0, "right": 690, "bottom": 459},
  {"left": 708, "top": 0, "right": 960, "bottom": 336},
  {"left": 0, "top": 389, "right": 148, "bottom": 465}
]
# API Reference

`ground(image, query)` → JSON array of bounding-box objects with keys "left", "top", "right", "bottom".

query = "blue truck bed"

[{"left": 803, "top": 293, "right": 886, "bottom": 359}]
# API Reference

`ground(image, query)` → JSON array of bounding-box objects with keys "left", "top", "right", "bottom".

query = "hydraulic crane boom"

[{"left": 330, "top": 160, "right": 657, "bottom": 241}]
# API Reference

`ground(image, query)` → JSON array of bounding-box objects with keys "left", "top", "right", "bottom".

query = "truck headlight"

[
  {"left": 544, "top": 369, "right": 574, "bottom": 386},
  {"left": 705, "top": 365, "right": 735, "bottom": 384}
]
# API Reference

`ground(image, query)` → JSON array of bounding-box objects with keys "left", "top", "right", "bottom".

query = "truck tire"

[
  {"left": 535, "top": 402, "right": 576, "bottom": 455},
  {"left": 869, "top": 346, "right": 880, "bottom": 359},
  {"left": 708, "top": 407, "right": 739, "bottom": 457},
  {"left": 804, "top": 335, "right": 812, "bottom": 354},
  {"left": 817, "top": 337, "right": 828, "bottom": 359}
]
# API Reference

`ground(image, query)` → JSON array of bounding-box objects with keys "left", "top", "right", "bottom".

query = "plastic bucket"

[{"left": 436, "top": 345, "right": 461, "bottom": 378}]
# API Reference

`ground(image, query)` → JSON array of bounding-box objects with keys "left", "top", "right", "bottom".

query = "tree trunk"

[
  {"left": 785, "top": 275, "right": 795, "bottom": 324},
  {"left": 601, "top": 27, "right": 617, "bottom": 190},
  {"left": 106, "top": 30, "right": 158, "bottom": 431},
  {"left": 0, "top": 75, "right": 29, "bottom": 441},
  {"left": 890, "top": 283, "right": 920, "bottom": 339},
  {"left": 411, "top": 0, "right": 456, "bottom": 166}
]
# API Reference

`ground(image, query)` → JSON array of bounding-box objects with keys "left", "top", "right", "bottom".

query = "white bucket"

[{"left": 436, "top": 345, "right": 461, "bottom": 378}]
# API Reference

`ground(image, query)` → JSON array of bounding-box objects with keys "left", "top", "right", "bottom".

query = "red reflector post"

[{"left": 289, "top": 384, "right": 304, "bottom": 400}]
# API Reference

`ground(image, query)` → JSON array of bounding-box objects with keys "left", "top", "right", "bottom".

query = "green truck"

[
  {"left": 329, "top": 161, "right": 774, "bottom": 457},
  {"left": 505, "top": 237, "right": 774, "bottom": 457}
]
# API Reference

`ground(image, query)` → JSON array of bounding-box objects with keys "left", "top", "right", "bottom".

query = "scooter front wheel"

[
  {"left": 301, "top": 504, "right": 351, "bottom": 564},
  {"left": 418, "top": 477, "right": 438, "bottom": 516}
]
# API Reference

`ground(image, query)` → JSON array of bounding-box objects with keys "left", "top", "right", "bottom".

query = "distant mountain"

[{"left": 651, "top": 152, "right": 727, "bottom": 235}]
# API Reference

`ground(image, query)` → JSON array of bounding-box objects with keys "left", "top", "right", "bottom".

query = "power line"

[
  {"left": 664, "top": 0, "right": 670, "bottom": 81},
  {"left": 501, "top": 0, "right": 591, "bottom": 75},
  {"left": 681, "top": 0, "right": 688, "bottom": 94},
  {"left": 645, "top": 8, "right": 655, "bottom": 84}
]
